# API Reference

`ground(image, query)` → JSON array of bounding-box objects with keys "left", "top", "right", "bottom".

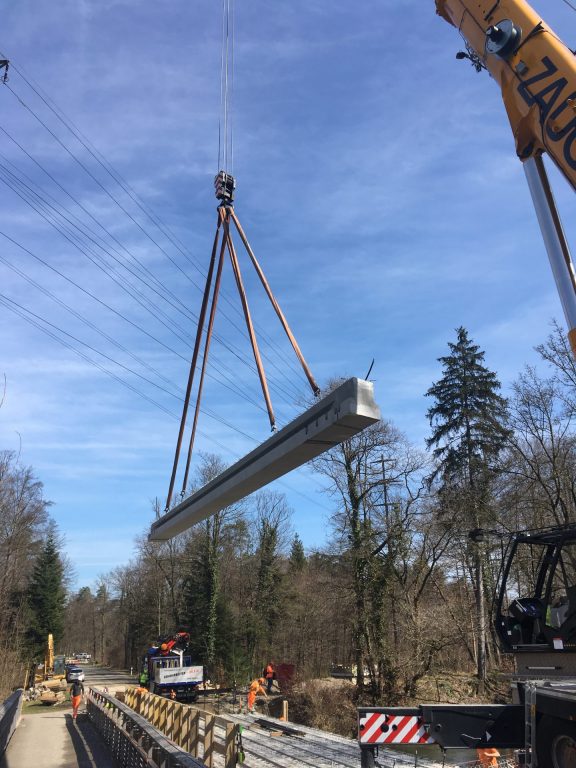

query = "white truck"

[{"left": 144, "top": 631, "right": 203, "bottom": 702}]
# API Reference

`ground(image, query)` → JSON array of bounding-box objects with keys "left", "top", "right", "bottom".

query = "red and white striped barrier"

[{"left": 359, "top": 712, "right": 435, "bottom": 745}]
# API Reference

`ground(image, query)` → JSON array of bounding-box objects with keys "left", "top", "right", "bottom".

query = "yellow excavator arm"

[{"left": 436, "top": 0, "right": 576, "bottom": 192}]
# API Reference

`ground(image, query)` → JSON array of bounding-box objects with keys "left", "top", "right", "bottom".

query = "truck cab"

[{"left": 144, "top": 632, "right": 203, "bottom": 701}]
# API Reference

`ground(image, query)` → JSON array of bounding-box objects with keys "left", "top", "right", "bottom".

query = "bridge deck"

[{"left": 0, "top": 708, "right": 113, "bottom": 768}]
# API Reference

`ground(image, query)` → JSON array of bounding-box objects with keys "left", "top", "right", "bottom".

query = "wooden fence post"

[
  {"left": 162, "top": 700, "right": 175, "bottom": 739},
  {"left": 178, "top": 706, "right": 191, "bottom": 750},
  {"left": 151, "top": 696, "right": 162, "bottom": 729},
  {"left": 203, "top": 713, "right": 215, "bottom": 767},
  {"left": 190, "top": 710, "right": 200, "bottom": 757},
  {"left": 224, "top": 723, "right": 236, "bottom": 768},
  {"left": 159, "top": 698, "right": 168, "bottom": 733},
  {"left": 173, "top": 702, "right": 183, "bottom": 745},
  {"left": 145, "top": 693, "right": 154, "bottom": 721}
]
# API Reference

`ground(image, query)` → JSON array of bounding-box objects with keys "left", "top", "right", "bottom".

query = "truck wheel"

[{"left": 537, "top": 715, "right": 576, "bottom": 768}]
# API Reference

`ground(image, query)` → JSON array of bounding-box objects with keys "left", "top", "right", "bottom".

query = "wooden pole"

[{"left": 203, "top": 713, "right": 215, "bottom": 767}]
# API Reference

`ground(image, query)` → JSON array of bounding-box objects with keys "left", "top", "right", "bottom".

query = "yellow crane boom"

[
  {"left": 436, "top": 0, "right": 576, "bottom": 190},
  {"left": 436, "top": 0, "right": 576, "bottom": 355}
]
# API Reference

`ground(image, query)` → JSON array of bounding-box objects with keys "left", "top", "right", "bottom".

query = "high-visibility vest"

[{"left": 476, "top": 747, "right": 500, "bottom": 767}]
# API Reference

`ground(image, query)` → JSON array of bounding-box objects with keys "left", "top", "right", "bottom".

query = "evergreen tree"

[
  {"left": 255, "top": 517, "right": 282, "bottom": 649},
  {"left": 26, "top": 533, "right": 66, "bottom": 660},
  {"left": 289, "top": 534, "right": 306, "bottom": 572},
  {"left": 425, "top": 327, "right": 510, "bottom": 686},
  {"left": 426, "top": 326, "right": 510, "bottom": 491}
]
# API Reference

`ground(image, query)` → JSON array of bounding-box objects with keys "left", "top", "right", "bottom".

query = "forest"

[{"left": 2, "top": 322, "right": 575, "bottom": 727}]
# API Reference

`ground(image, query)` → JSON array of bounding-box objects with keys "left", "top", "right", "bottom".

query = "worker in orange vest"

[
  {"left": 247, "top": 678, "right": 267, "bottom": 713},
  {"left": 264, "top": 662, "right": 275, "bottom": 694},
  {"left": 476, "top": 747, "right": 500, "bottom": 766}
]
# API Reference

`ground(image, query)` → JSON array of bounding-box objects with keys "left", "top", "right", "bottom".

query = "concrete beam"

[{"left": 149, "top": 378, "right": 380, "bottom": 541}]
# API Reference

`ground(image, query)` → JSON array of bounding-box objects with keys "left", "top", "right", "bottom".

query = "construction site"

[{"left": 2, "top": 0, "right": 576, "bottom": 766}]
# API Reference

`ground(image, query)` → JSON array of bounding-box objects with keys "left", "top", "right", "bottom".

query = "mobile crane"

[
  {"left": 359, "top": 526, "right": 576, "bottom": 766},
  {"left": 358, "top": 1, "right": 576, "bottom": 766}
]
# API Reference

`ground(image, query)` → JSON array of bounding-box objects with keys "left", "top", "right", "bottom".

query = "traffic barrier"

[{"left": 124, "top": 686, "right": 237, "bottom": 768}]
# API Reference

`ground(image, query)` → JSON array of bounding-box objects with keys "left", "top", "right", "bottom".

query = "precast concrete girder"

[{"left": 150, "top": 377, "right": 380, "bottom": 541}]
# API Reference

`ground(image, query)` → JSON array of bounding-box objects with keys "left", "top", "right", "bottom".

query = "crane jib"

[{"left": 517, "top": 55, "right": 576, "bottom": 171}]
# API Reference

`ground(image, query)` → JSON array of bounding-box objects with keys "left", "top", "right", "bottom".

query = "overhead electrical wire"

[
  {"left": 0, "top": 292, "right": 332, "bottom": 511},
  {"left": 0, "top": 32, "right": 326, "bottom": 496},
  {"left": 0, "top": 120, "right": 304, "bottom": 407},
  {"left": 0, "top": 248, "right": 266, "bottom": 414},
  {"left": 0, "top": 227, "right": 270, "bottom": 415},
  {"left": 0, "top": 291, "right": 258, "bottom": 442},
  {"left": 0, "top": 144, "right": 303, "bottom": 408},
  {"left": 0, "top": 55, "right": 308, "bottom": 389},
  {"left": 0, "top": 47, "right": 338, "bottom": 513},
  {"left": 4, "top": 81, "right": 209, "bottom": 291}
]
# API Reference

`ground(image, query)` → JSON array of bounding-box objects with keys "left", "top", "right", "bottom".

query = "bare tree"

[{"left": 313, "top": 414, "right": 428, "bottom": 702}]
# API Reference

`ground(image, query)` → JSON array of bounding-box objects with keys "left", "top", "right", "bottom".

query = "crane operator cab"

[{"left": 495, "top": 525, "right": 576, "bottom": 674}]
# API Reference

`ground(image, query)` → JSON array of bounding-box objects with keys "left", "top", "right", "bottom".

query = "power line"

[
  {"left": 0, "top": 119, "right": 305, "bottom": 404},
  {"left": 0, "top": 51, "right": 309, "bottom": 387},
  {"left": 0, "top": 150, "right": 303, "bottom": 408},
  {"left": 0, "top": 292, "right": 333, "bottom": 511},
  {"left": 0, "top": 291, "right": 258, "bottom": 442},
  {"left": 0, "top": 228, "right": 274, "bottom": 416}
]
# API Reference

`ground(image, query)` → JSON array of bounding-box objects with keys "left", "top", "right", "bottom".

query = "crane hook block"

[{"left": 215, "top": 171, "right": 236, "bottom": 204}]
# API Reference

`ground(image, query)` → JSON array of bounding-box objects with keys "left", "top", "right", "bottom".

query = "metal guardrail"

[
  {"left": 0, "top": 688, "right": 23, "bottom": 757},
  {"left": 87, "top": 688, "right": 205, "bottom": 768}
]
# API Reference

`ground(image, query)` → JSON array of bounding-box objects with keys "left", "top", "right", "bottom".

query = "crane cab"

[{"left": 495, "top": 525, "right": 576, "bottom": 666}]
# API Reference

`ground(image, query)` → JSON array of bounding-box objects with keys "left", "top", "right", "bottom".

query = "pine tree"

[
  {"left": 425, "top": 327, "right": 510, "bottom": 686},
  {"left": 289, "top": 534, "right": 306, "bottom": 572},
  {"left": 26, "top": 533, "right": 66, "bottom": 660},
  {"left": 426, "top": 326, "right": 510, "bottom": 491}
]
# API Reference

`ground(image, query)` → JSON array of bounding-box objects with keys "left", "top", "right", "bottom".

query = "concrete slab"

[{"left": 151, "top": 377, "right": 380, "bottom": 540}]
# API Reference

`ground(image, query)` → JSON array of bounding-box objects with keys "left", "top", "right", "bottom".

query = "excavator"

[{"left": 358, "top": 1, "right": 576, "bottom": 767}]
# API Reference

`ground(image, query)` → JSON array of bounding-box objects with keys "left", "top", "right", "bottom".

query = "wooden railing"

[
  {"left": 124, "top": 687, "right": 238, "bottom": 768},
  {"left": 88, "top": 688, "right": 204, "bottom": 768}
]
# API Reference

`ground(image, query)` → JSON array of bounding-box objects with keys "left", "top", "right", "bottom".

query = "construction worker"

[
  {"left": 264, "top": 662, "right": 275, "bottom": 694},
  {"left": 247, "top": 677, "right": 267, "bottom": 713},
  {"left": 476, "top": 747, "right": 500, "bottom": 766},
  {"left": 69, "top": 679, "right": 84, "bottom": 720}
]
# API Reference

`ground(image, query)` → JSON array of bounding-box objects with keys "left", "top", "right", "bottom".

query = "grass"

[{"left": 22, "top": 698, "right": 71, "bottom": 714}]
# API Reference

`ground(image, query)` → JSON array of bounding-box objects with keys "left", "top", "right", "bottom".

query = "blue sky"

[{"left": 1, "top": 0, "right": 575, "bottom": 588}]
